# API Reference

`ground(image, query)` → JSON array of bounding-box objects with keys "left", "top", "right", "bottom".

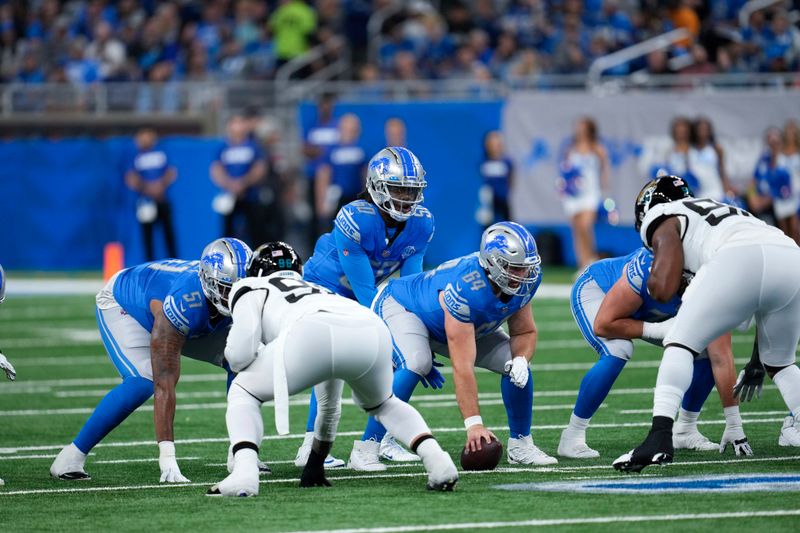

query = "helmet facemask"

[
  {"left": 199, "top": 269, "right": 234, "bottom": 317},
  {"left": 484, "top": 254, "right": 541, "bottom": 296},
  {"left": 369, "top": 181, "right": 425, "bottom": 222}
]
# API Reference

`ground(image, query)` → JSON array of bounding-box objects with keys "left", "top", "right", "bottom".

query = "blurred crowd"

[{"left": 2, "top": 0, "right": 799, "bottom": 86}]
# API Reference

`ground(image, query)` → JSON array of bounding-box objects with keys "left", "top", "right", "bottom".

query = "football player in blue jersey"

[
  {"left": 0, "top": 265, "right": 16, "bottom": 487},
  {"left": 294, "top": 146, "right": 436, "bottom": 469},
  {"left": 349, "top": 222, "right": 558, "bottom": 470},
  {"left": 558, "top": 248, "right": 751, "bottom": 459},
  {"left": 50, "top": 238, "right": 252, "bottom": 483}
]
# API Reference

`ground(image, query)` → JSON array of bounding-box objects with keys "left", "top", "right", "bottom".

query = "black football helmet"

[
  {"left": 634, "top": 175, "right": 694, "bottom": 232},
  {"left": 249, "top": 241, "right": 302, "bottom": 277}
]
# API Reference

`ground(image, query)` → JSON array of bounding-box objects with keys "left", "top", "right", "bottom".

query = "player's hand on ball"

[
  {"left": 733, "top": 364, "right": 765, "bottom": 402},
  {"left": 158, "top": 441, "right": 191, "bottom": 483},
  {"left": 465, "top": 425, "right": 496, "bottom": 453},
  {"left": 504, "top": 356, "right": 529, "bottom": 389},
  {"left": 0, "top": 352, "right": 16, "bottom": 381},
  {"left": 720, "top": 427, "right": 753, "bottom": 457}
]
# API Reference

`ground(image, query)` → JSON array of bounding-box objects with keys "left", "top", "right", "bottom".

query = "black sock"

[
  {"left": 652, "top": 416, "right": 674, "bottom": 432},
  {"left": 306, "top": 447, "right": 326, "bottom": 470}
]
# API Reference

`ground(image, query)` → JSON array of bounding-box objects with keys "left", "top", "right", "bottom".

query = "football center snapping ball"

[{"left": 460, "top": 438, "right": 503, "bottom": 471}]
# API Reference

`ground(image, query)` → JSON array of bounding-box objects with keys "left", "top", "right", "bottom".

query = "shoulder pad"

[
  {"left": 639, "top": 203, "right": 673, "bottom": 248},
  {"left": 334, "top": 202, "right": 377, "bottom": 244}
]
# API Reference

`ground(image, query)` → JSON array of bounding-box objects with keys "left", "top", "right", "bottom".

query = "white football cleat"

[
  {"left": 347, "top": 439, "right": 387, "bottom": 472},
  {"left": 508, "top": 435, "right": 558, "bottom": 465},
  {"left": 379, "top": 434, "right": 420, "bottom": 462},
  {"left": 422, "top": 450, "right": 458, "bottom": 492},
  {"left": 50, "top": 443, "right": 91, "bottom": 480},
  {"left": 0, "top": 477, "right": 4, "bottom": 486},
  {"left": 207, "top": 469, "right": 259, "bottom": 497},
  {"left": 226, "top": 446, "right": 272, "bottom": 474},
  {"left": 778, "top": 416, "right": 800, "bottom": 447},
  {"left": 673, "top": 429, "right": 719, "bottom": 451},
  {"left": 294, "top": 432, "right": 345, "bottom": 469},
  {"left": 557, "top": 429, "right": 600, "bottom": 459}
]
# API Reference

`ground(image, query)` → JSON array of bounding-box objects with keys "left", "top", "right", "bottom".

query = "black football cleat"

[
  {"left": 54, "top": 471, "right": 92, "bottom": 481},
  {"left": 613, "top": 421, "right": 674, "bottom": 473},
  {"left": 426, "top": 478, "right": 458, "bottom": 492}
]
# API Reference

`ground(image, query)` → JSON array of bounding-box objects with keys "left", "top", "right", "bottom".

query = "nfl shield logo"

[{"left": 382, "top": 250, "right": 390, "bottom": 258}]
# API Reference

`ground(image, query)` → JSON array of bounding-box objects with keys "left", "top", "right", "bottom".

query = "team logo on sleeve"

[{"left": 401, "top": 246, "right": 416, "bottom": 259}]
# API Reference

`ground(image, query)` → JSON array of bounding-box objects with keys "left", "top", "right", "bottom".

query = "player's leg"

[
  {"left": 614, "top": 248, "right": 762, "bottom": 472},
  {"left": 463, "top": 329, "right": 557, "bottom": 465},
  {"left": 673, "top": 353, "right": 718, "bottom": 451},
  {"left": 51, "top": 305, "right": 154, "bottom": 480},
  {"left": 344, "top": 313, "right": 457, "bottom": 490},
  {"left": 560, "top": 276, "right": 631, "bottom": 458},
  {"left": 299, "top": 379, "right": 346, "bottom": 487},
  {"left": 350, "top": 294, "right": 431, "bottom": 470}
]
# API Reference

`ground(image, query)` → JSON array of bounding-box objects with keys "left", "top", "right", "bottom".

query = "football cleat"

[
  {"left": 673, "top": 429, "right": 719, "bottom": 451},
  {"left": 207, "top": 472, "right": 259, "bottom": 497},
  {"left": 613, "top": 428, "right": 674, "bottom": 473},
  {"left": 557, "top": 429, "right": 600, "bottom": 459},
  {"left": 50, "top": 443, "right": 91, "bottom": 481},
  {"left": 507, "top": 435, "right": 558, "bottom": 465},
  {"left": 294, "top": 432, "right": 346, "bottom": 469},
  {"left": 778, "top": 416, "right": 800, "bottom": 447},
  {"left": 347, "top": 439, "right": 387, "bottom": 472},
  {"left": 226, "top": 445, "right": 272, "bottom": 474},
  {"left": 422, "top": 450, "right": 458, "bottom": 492},
  {"left": 379, "top": 434, "right": 420, "bottom": 462}
]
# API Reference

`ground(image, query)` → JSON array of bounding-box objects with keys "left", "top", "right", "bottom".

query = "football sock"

[
  {"left": 73, "top": 376, "right": 153, "bottom": 454},
  {"left": 222, "top": 359, "right": 236, "bottom": 393},
  {"left": 414, "top": 437, "right": 445, "bottom": 464},
  {"left": 773, "top": 365, "right": 800, "bottom": 416},
  {"left": 305, "top": 389, "right": 319, "bottom": 433},
  {"left": 653, "top": 345, "right": 694, "bottom": 420},
  {"left": 573, "top": 355, "right": 626, "bottom": 419},
  {"left": 361, "top": 368, "right": 420, "bottom": 442},
  {"left": 675, "top": 408, "right": 700, "bottom": 433},
  {"left": 566, "top": 413, "right": 591, "bottom": 436},
  {"left": 226, "top": 384, "right": 264, "bottom": 448},
  {"left": 313, "top": 380, "right": 343, "bottom": 443},
  {"left": 501, "top": 370, "right": 533, "bottom": 439},
  {"left": 680, "top": 357, "right": 715, "bottom": 414},
  {"left": 370, "top": 396, "right": 430, "bottom": 447}
]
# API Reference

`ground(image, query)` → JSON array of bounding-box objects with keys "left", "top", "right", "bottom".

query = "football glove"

[
  {"left": 504, "top": 356, "right": 529, "bottom": 389},
  {"left": 158, "top": 441, "right": 191, "bottom": 483},
  {"left": 720, "top": 426, "right": 753, "bottom": 457},
  {"left": 420, "top": 360, "right": 445, "bottom": 389},
  {"left": 0, "top": 351, "right": 15, "bottom": 381},
  {"left": 733, "top": 365, "right": 765, "bottom": 402}
]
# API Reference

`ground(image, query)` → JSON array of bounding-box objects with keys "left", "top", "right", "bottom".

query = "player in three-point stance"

[
  {"left": 559, "top": 247, "right": 751, "bottom": 459},
  {"left": 50, "top": 238, "right": 252, "bottom": 482},
  {"left": 349, "top": 221, "right": 557, "bottom": 470},
  {"left": 295, "top": 146, "right": 436, "bottom": 469},
  {"left": 208, "top": 242, "right": 458, "bottom": 497},
  {"left": 614, "top": 175, "right": 800, "bottom": 472}
]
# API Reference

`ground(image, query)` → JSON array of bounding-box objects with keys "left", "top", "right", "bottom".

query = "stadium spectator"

[
  {"left": 748, "top": 126, "right": 799, "bottom": 243},
  {"left": 303, "top": 92, "right": 339, "bottom": 243},
  {"left": 657, "top": 116, "right": 696, "bottom": 188},
  {"left": 269, "top": 0, "right": 317, "bottom": 66},
  {"left": 761, "top": 9, "right": 800, "bottom": 73},
  {"left": 476, "top": 130, "right": 514, "bottom": 228},
  {"left": 668, "top": 0, "right": 701, "bottom": 49},
  {"left": 384, "top": 117, "right": 407, "bottom": 148},
  {"left": 85, "top": 21, "right": 127, "bottom": 81},
  {"left": 125, "top": 128, "right": 178, "bottom": 261},
  {"left": 783, "top": 119, "right": 800, "bottom": 216},
  {"left": 314, "top": 113, "right": 366, "bottom": 233},
  {"left": 211, "top": 113, "right": 268, "bottom": 244},
  {"left": 690, "top": 116, "right": 729, "bottom": 200}
]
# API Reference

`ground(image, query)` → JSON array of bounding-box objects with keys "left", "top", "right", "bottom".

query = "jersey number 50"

[
  {"left": 269, "top": 277, "right": 324, "bottom": 303},
  {"left": 683, "top": 198, "right": 751, "bottom": 227}
]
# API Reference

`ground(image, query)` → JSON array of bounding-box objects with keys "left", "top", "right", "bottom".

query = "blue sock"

[
  {"left": 362, "top": 369, "right": 421, "bottom": 441},
  {"left": 73, "top": 376, "right": 154, "bottom": 454},
  {"left": 501, "top": 370, "right": 533, "bottom": 439},
  {"left": 222, "top": 360, "right": 235, "bottom": 393},
  {"left": 305, "top": 389, "right": 319, "bottom": 433},
  {"left": 573, "top": 355, "right": 627, "bottom": 419},
  {"left": 682, "top": 357, "right": 715, "bottom": 413}
]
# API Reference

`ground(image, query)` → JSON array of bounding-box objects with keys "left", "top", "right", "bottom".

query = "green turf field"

[{"left": 1, "top": 294, "right": 799, "bottom": 532}]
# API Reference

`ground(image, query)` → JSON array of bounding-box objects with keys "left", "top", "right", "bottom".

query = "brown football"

[{"left": 460, "top": 437, "right": 503, "bottom": 471}]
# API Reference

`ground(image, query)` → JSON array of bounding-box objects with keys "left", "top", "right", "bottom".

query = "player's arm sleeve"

[
  {"left": 224, "top": 289, "right": 266, "bottom": 373},
  {"left": 624, "top": 250, "right": 649, "bottom": 297},
  {"left": 333, "top": 227, "right": 377, "bottom": 307}
]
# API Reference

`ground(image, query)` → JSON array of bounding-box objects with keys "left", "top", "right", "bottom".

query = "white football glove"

[
  {"left": 503, "top": 356, "right": 529, "bottom": 389},
  {"left": 719, "top": 426, "right": 753, "bottom": 457},
  {"left": 158, "top": 441, "right": 190, "bottom": 483},
  {"left": 0, "top": 352, "right": 16, "bottom": 381}
]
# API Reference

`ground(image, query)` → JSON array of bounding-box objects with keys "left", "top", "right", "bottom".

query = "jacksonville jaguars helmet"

[
  {"left": 366, "top": 146, "right": 427, "bottom": 222},
  {"left": 0, "top": 264, "right": 5, "bottom": 304},
  {"left": 634, "top": 175, "right": 694, "bottom": 233},
  {"left": 249, "top": 241, "right": 302, "bottom": 277},
  {"left": 478, "top": 222, "right": 541, "bottom": 296},
  {"left": 199, "top": 238, "right": 252, "bottom": 316}
]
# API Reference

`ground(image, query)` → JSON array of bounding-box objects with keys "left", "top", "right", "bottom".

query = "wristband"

[
  {"left": 158, "top": 440, "right": 176, "bottom": 457},
  {"left": 464, "top": 416, "right": 483, "bottom": 429}
]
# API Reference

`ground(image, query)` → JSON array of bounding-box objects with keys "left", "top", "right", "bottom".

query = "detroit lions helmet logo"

[
  {"left": 202, "top": 252, "right": 225, "bottom": 271},
  {"left": 369, "top": 157, "right": 391, "bottom": 177},
  {"left": 484, "top": 234, "right": 510, "bottom": 254}
]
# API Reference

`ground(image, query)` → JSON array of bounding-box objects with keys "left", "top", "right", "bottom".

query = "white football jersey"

[
  {"left": 640, "top": 197, "right": 796, "bottom": 273},
  {"left": 228, "top": 271, "right": 371, "bottom": 345}
]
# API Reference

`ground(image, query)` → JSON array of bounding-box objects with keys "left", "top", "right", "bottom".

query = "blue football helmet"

[
  {"left": 478, "top": 222, "right": 541, "bottom": 296},
  {"left": 366, "top": 146, "right": 427, "bottom": 222},
  {"left": 199, "top": 238, "right": 252, "bottom": 316}
]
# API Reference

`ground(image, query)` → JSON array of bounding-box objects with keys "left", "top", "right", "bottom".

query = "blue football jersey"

[
  {"left": 387, "top": 253, "right": 539, "bottom": 344},
  {"left": 585, "top": 247, "right": 681, "bottom": 322},
  {"left": 112, "top": 259, "right": 230, "bottom": 338},
  {"left": 304, "top": 199, "right": 434, "bottom": 300}
]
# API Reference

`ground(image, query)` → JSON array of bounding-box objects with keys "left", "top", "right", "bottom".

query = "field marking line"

[{"left": 280, "top": 510, "right": 800, "bottom": 533}]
